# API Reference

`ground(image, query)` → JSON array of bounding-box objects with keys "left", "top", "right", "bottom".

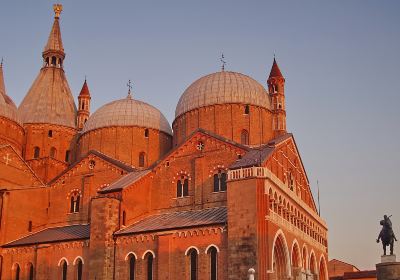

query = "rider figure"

[
  {"left": 381, "top": 215, "right": 398, "bottom": 241},
  {"left": 377, "top": 215, "right": 397, "bottom": 255}
]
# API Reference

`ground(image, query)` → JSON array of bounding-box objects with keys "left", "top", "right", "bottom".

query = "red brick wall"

[
  {"left": 172, "top": 104, "right": 273, "bottom": 147},
  {"left": 0, "top": 117, "right": 24, "bottom": 155},
  {"left": 78, "top": 126, "right": 172, "bottom": 168}
]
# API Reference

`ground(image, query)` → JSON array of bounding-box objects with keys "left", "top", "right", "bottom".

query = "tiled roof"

[
  {"left": 78, "top": 80, "right": 90, "bottom": 97},
  {"left": 3, "top": 224, "right": 90, "bottom": 248},
  {"left": 116, "top": 207, "right": 227, "bottom": 236},
  {"left": 100, "top": 169, "right": 151, "bottom": 193},
  {"left": 175, "top": 71, "right": 271, "bottom": 118},
  {"left": 44, "top": 16, "right": 64, "bottom": 53},
  {"left": 82, "top": 98, "right": 172, "bottom": 135},
  {"left": 48, "top": 150, "right": 135, "bottom": 185},
  {"left": 0, "top": 64, "right": 20, "bottom": 124},
  {"left": 229, "top": 133, "right": 292, "bottom": 169},
  {"left": 343, "top": 270, "right": 376, "bottom": 279}
]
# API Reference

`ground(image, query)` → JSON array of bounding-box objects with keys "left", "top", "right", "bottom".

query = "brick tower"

[
  {"left": 267, "top": 58, "right": 286, "bottom": 137},
  {"left": 77, "top": 79, "right": 91, "bottom": 130}
]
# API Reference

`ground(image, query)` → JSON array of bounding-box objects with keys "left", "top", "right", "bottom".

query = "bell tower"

[
  {"left": 77, "top": 79, "right": 91, "bottom": 130},
  {"left": 267, "top": 58, "right": 286, "bottom": 136}
]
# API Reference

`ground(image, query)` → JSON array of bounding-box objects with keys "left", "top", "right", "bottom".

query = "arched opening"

[
  {"left": 139, "top": 152, "right": 146, "bottom": 167},
  {"left": 291, "top": 242, "right": 301, "bottom": 278},
  {"left": 144, "top": 252, "right": 154, "bottom": 280},
  {"left": 240, "top": 129, "right": 249, "bottom": 145},
  {"left": 213, "top": 170, "right": 227, "bottom": 192},
  {"left": 12, "top": 263, "right": 20, "bottom": 280},
  {"left": 207, "top": 246, "right": 218, "bottom": 280},
  {"left": 176, "top": 176, "right": 189, "bottom": 198},
  {"left": 50, "top": 147, "right": 57, "bottom": 158},
  {"left": 65, "top": 150, "right": 70, "bottom": 162},
  {"left": 128, "top": 254, "right": 136, "bottom": 280},
  {"left": 186, "top": 248, "right": 198, "bottom": 280},
  {"left": 272, "top": 234, "right": 289, "bottom": 280},
  {"left": 70, "top": 193, "right": 80, "bottom": 213},
  {"left": 75, "top": 258, "right": 83, "bottom": 280},
  {"left": 33, "top": 147, "right": 40, "bottom": 159},
  {"left": 319, "top": 256, "right": 328, "bottom": 280},
  {"left": 28, "top": 262, "right": 34, "bottom": 280},
  {"left": 144, "top": 128, "right": 149, "bottom": 138},
  {"left": 61, "top": 260, "right": 67, "bottom": 280},
  {"left": 122, "top": 211, "right": 127, "bottom": 226},
  {"left": 51, "top": 56, "right": 57, "bottom": 66},
  {"left": 244, "top": 104, "right": 250, "bottom": 115},
  {"left": 309, "top": 253, "right": 317, "bottom": 277}
]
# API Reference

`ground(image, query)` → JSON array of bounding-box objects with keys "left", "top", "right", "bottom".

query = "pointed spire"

[
  {"left": 43, "top": 4, "right": 64, "bottom": 55},
  {"left": 0, "top": 59, "right": 5, "bottom": 99},
  {"left": 127, "top": 80, "right": 133, "bottom": 99},
  {"left": 269, "top": 57, "right": 283, "bottom": 78},
  {"left": 79, "top": 78, "right": 91, "bottom": 97}
]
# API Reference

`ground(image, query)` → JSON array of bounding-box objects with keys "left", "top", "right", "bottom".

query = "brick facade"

[{"left": 0, "top": 5, "right": 329, "bottom": 280}]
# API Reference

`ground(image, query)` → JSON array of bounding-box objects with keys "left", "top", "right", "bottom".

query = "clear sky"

[{"left": 1, "top": 0, "right": 399, "bottom": 270}]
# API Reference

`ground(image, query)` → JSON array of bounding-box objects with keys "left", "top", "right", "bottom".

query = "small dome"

[
  {"left": 175, "top": 71, "right": 270, "bottom": 118},
  {"left": 82, "top": 97, "right": 172, "bottom": 135}
]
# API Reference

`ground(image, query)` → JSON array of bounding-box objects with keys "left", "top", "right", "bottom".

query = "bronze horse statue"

[{"left": 377, "top": 215, "right": 397, "bottom": 255}]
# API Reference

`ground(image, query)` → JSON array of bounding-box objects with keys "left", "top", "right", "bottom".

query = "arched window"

[
  {"left": 46, "top": 57, "right": 50, "bottom": 66},
  {"left": 144, "top": 252, "right": 153, "bottom": 280},
  {"left": 244, "top": 105, "right": 250, "bottom": 115},
  {"left": 13, "top": 263, "right": 20, "bottom": 280},
  {"left": 207, "top": 246, "right": 218, "bottom": 280},
  {"left": 65, "top": 150, "right": 70, "bottom": 162},
  {"left": 128, "top": 254, "right": 136, "bottom": 280},
  {"left": 76, "top": 259, "right": 83, "bottom": 280},
  {"left": 122, "top": 211, "right": 127, "bottom": 226},
  {"left": 187, "top": 248, "right": 198, "bottom": 280},
  {"left": 28, "top": 221, "right": 32, "bottom": 232},
  {"left": 28, "top": 263, "right": 34, "bottom": 280},
  {"left": 176, "top": 176, "right": 189, "bottom": 198},
  {"left": 48, "top": 130, "right": 53, "bottom": 137},
  {"left": 287, "top": 171, "right": 294, "bottom": 191},
  {"left": 33, "top": 147, "right": 40, "bottom": 159},
  {"left": 51, "top": 56, "right": 57, "bottom": 66},
  {"left": 50, "top": 147, "right": 57, "bottom": 158},
  {"left": 61, "top": 260, "right": 67, "bottom": 280},
  {"left": 241, "top": 130, "right": 249, "bottom": 145},
  {"left": 213, "top": 170, "right": 227, "bottom": 192},
  {"left": 70, "top": 193, "right": 80, "bottom": 213},
  {"left": 139, "top": 152, "right": 146, "bottom": 168},
  {"left": 144, "top": 128, "right": 149, "bottom": 138}
]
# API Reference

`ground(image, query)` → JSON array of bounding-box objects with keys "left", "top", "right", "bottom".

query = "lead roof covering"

[{"left": 175, "top": 71, "right": 271, "bottom": 118}]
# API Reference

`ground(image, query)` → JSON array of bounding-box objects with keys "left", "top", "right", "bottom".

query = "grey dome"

[
  {"left": 175, "top": 71, "right": 271, "bottom": 118},
  {"left": 82, "top": 97, "right": 172, "bottom": 135}
]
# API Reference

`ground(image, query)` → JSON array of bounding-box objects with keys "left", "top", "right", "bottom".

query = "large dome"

[
  {"left": 82, "top": 97, "right": 172, "bottom": 135},
  {"left": 175, "top": 71, "right": 271, "bottom": 118}
]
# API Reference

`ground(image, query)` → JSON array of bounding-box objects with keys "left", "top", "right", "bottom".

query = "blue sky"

[{"left": 1, "top": 0, "right": 400, "bottom": 270}]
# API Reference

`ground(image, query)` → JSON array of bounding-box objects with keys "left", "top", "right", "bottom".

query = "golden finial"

[{"left": 53, "top": 4, "right": 63, "bottom": 18}]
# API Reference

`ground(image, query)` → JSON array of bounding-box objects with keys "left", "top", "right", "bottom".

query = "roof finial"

[
  {"left": 220, "top": 53, "right": 226, "bottom": 71},
  {"left": 84, "top": 75, "right": 87, "bottom": 82},
  {"left": 53, "top": 4, "right": 63, "bottom": 19},
  {"left": 0, "top": 57, "right": 3, "bottom": 68},
  {"left": 127, "top": 80, "right": 133, "bottom": 99}
]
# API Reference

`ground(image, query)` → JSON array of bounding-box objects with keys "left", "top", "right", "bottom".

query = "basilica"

[{"left": 0, "top": 5, "right": 328, "bottom": 280}]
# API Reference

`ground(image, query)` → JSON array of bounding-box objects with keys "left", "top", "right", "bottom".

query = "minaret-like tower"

[
  {"left": 77, "top": 79, "right": 91, "bottom": 130},
  {"left": 267, "top": 58, "right": 286, "bottom": 136}
]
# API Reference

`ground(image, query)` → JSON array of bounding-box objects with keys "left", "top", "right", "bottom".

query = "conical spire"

[
  {"left": 79, "top": 78, "right": 91, "bottom": 97},
  {"left": 0, "top": 61, "right": 20, "bottom": 123},
  {"left": 269, "top": 57, "right": 284, "bottom": 78},
  {"left": 43, "top": 4, "right": 64, "bottom": 55}
]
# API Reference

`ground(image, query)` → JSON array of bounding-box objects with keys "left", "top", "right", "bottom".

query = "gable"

[
  {"left": 0, "top": 145, "right": 43, "bottom": 188},
  {"left": 265, "top": 135, "right": 317, "bottom": 211}
]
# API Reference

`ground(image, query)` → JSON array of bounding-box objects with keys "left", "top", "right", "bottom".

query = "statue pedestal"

[
  {"left": 376, "top": 255, "right": 400, "bottom": 280},
  {"left": 381, "top": 254, "right": 396, "bottom": 263}
]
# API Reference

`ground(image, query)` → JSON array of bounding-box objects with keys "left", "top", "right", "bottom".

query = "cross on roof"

[
  {"left": 3, "top": 153, "right": 11, "bottom": 165},
  {"left": 220, "top": 53, "right": 226, "bottom": 71},
  {"left": 127, "top": 80, "right": 133, "bottom": 99}
]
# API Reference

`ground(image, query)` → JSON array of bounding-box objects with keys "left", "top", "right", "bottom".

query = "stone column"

[{"left": 376, "top": 255, "right": 400, "bottom": 280}]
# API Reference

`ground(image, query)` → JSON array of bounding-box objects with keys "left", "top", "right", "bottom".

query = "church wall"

[
  {"left": 23, "top": 124, "right": 76, "bottom": 165},
  {"left": 1, "top": 241, "right": 89, "bottom": 280},
  {"left": 0, "top": 188, "right": 48, "bottom": 245},
  {"left": 172, "top": 104, "right": 274, "bottom": 147},
  {"left": 47, "top": 156, "right": 125, "bottom": 227},
  {"left": 26, "top": 158, "right": 68, "bottom": 183},
  {"left": 0, "top": 117, "right": 24, "bottom": 155},
  {"left": 115, "top": 226, "right": 226, "bottom": 280},
  {"left": 79, "top": 126, "right": 172, "bottom": 168}
]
